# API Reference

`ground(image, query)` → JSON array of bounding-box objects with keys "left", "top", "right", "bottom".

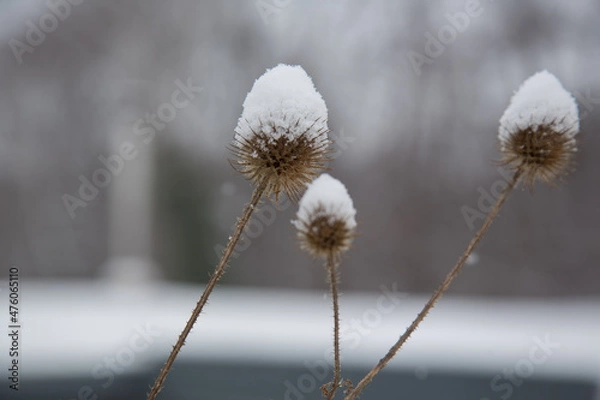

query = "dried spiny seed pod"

[
  {"left": 294, "top": 174, "right": 356, "bottom": 259},
  {"left": 498, "top": 70, "right": 580, "bottom": 188},
  {"left": 232, "top": 64, "right": 330, "bottom": 201}
]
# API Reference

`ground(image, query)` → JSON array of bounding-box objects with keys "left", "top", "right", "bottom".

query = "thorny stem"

[
  {"left": 345, "top": 169, "right": 523, "bottom": 400},
  {"left": 148, "top": 181, "right": 267, "bottom": 400},
  {"left": 325, "top": 253, "right": 342, "bottom": 400}
]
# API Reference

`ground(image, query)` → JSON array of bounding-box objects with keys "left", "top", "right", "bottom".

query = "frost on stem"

[
  {"left": 231, "top": 64, "right": 331, "bottom": 201},
  {"left": 498, "top": 70, "right": 580, "bottom": 188},
  {"left": 293, "top": 174, "right": 356, "bottom": 259}
]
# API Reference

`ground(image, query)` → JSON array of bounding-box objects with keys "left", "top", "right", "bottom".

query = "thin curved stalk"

[
  {"left": 345, "top": 169, "right": 523, "bottom": 400},
  {"left": 148, "top": 181, "right": 267, "bottom": 400}
]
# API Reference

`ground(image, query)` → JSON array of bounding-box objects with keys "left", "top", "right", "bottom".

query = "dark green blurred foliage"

[{"left": 153, "top": 140, "right": 217, "bottom": 283}]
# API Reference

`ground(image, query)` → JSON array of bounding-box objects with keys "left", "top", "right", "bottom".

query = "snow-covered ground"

[{"left": 5, "top": 280, "right": 599, "bottom": 398}]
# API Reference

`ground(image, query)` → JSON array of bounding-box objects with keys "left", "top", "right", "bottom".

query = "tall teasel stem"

[
  {"left": 326, "top": 252, "right": 342, "bottom": 400},
  {"left": 148, "top": 181, "right": 266, "bottom": 400},
  {"left": 293, "top": 174, "right": 357, "bottom": 400},
  {"left": 345, "top": 169, "right": 523, "bottom": 400},
  {"left": 346, "top": 70, "right": 580, "bottom": 400},
  {"left": 149, "top": 64, "right": 331, "bottom": 399}
]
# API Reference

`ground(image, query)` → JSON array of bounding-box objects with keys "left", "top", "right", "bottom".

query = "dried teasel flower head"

[
  {"left": 498, "top": 70, "right": 580, "bottom": 188},
  {"left": 293, "top": 174, "right": 356, "bottom": 259},
  {"left": 232, "top": 64, "right": 330, "bottom": 201}
]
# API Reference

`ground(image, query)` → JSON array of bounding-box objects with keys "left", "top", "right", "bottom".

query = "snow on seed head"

[
  {"left": 231, "top": 64, "right": 331, "bottom": 201},
  {"left": 293, "top": 174, "right": 356, "bottom": 259},
  {"left": 498, "top": 70, "right": 580, "bottom": 188}
]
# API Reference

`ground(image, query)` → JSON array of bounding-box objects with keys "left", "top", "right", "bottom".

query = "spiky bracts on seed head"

[
  {"left": 498, "top": 70, "right": 580, "bottom": 188},
  {"left": 232, "top": 64, "right": 330, "bottom": 201},
  {"left": 293, "top": 174, "right": 356, "bottom": 259}
]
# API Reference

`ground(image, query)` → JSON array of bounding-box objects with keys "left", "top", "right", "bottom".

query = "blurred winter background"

[
  {"left": 1, "top": 0, "right": 598, "bottom": 295},
  {"left": 1, "top": 1, "right": 600, "bottom": 399}
]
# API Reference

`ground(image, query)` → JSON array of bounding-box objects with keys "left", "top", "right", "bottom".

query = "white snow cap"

[
  {"left": 294, "top": 174, "right": 357, "bottom": 229},
  {"left": 499, "top": 70, "right": 579, "bottom": 145},
  {"left": 235, "top": 64, "right": 328, "bottom": 144}
]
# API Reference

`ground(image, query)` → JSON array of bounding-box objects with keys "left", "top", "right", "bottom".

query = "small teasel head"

[
  {"left": 293, "top": 174, "right": 357, "bottom": 259},
  {"left": 498, "top": 70, "right": 580, "bottom": 188},
  {"left": 231, "top": 64, "right": 331, "bottom": 201}
]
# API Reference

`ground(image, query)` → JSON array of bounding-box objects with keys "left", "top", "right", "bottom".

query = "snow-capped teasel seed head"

[
  {"left": 236, "top": 64, "right": 329, "bottom": 144},
  {"left": 293, "top": 174, "right": 356, "bottom": 259},
  {"left": 498, "top": 70, "right": 580, "bottom": 188},
  {"left": 231, "top": 64, "right": 331, "bottom": 201}
]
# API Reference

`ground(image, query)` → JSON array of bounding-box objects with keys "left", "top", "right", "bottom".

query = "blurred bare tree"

[{"left": 0, "top": 0, "right": 598, "bottom": 296}]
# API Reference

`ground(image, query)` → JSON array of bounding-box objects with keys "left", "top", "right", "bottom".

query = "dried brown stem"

[
  {"left": 325, "top": 253, "right": 342, "bottom": 400},
  {"left": 148, "top": 181, "right": 267, "bottom": 400},
  {"left": 345, "top": 169, "right": 523, "bottom": 400}
]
